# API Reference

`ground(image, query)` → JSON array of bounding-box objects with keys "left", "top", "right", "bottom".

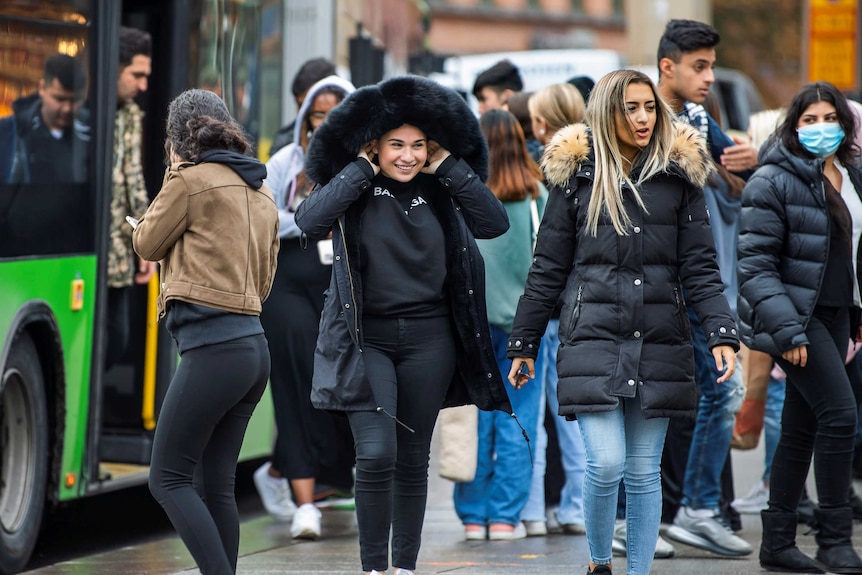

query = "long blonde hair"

[{"left": 584, "top": 69, "right": 675, "bottom": 236}]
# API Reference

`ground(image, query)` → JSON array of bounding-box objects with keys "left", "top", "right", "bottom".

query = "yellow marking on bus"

[{"left": 142, "top": 274, "right": 160, "bottom": 430}]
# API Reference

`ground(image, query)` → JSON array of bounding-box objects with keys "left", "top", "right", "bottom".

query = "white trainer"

[
  {"left": 253, "top": 461, "right": 296, "bottom": 521},
  {"left": 291, "top": 502, "right": 322, "bottom": 539},
  {"left": 732, "top": 481, "right": 769, "bottom": 514},
  {"left": 612, "top": 520, "right": 675, "bottom": 559},
  {"left": 394, "top": 569, "right": 415, "bottom": 575}
]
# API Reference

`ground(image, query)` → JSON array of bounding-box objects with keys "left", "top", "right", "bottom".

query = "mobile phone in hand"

[{"left": 125, "top": 216, "right": 139, "bottom": 230}]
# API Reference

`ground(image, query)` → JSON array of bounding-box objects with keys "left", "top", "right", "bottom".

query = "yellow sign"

[{"left": 808, "top": 0, "right": 858, "bottom": 90}]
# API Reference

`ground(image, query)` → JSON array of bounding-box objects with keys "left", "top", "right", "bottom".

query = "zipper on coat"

[
  {"left": 807, "top": 176, "right": 830, "bottom": 334},
  {"left": 337, "top": 217, "right": 361, "bottom": 344},
  {"left": 570, "top": 284, "right": 584, "bottom": 327}
]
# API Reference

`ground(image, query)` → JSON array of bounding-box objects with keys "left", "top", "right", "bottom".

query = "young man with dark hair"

[
  {"left": 652, "top": 18, "right": 755, "bottom": 558},
  {"left": 269, "top": 57, "right": 338, "bottom": 157},
  {"left": 106, "top": 25, "right": 156, "bottom": 371},
  {"left": 472, "top": 59, "right": 523, "bottom": 114},
  {"left": 0, "top": 53, "right": 89, "bottom": 183}
]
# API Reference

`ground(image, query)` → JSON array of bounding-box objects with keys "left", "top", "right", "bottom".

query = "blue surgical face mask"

[{"left": 797, "top": 122, "right": 845, "bottom": 158}]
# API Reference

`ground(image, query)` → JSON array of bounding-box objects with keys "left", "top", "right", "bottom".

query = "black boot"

[
  {"left": 814, "top": 507, "right": 862, "bottom": 574},
  {"left": 759, "top": 510, "right": 825, "bottom": 573},
  {"left": 849, "top": 486, "right": 862, "bottom": 521}
]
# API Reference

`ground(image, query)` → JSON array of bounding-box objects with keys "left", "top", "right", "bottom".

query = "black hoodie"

[{"left": 196, "top": 149, "right": 267, "bottom": 189}]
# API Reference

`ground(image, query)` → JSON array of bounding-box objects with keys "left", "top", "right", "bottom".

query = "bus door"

[{"left": 96, "top": 0, "right": 190, "bottom": 473}]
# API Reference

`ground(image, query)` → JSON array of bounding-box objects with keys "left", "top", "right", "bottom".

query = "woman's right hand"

[
  {"left": 357, "top": 142, "right": 380, "bottom": 176},
  {"left": 507, "top": 358, "right": 534, "bottom": 389},
  {"left": 781, "top": 345, "right": 808, "bottom": 367}
]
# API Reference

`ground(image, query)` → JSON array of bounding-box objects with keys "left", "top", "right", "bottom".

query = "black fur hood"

[{"left": 305, "top": 75, "right": 489, "bottom": 185}]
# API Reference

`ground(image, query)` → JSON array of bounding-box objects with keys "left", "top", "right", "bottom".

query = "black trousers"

[
  {"left": 770, "top": 306, "right": 858, "bottom": 512},
  {"left": 348, "top": 315, "right": 456, "bottom": 572},
  {"left": 149, "top": 334, "right": 270, "bottom": 575},
  {"left": 259, "top": 240, "right": 354, "bottom": 486}
]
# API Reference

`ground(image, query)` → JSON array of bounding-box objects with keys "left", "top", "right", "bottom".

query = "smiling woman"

[{"left": 295, "top": 75, "right": 513, "bottom": 575}]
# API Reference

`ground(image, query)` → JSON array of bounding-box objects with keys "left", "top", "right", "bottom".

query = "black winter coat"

[
  {"left": 737, "top": 139, "right": 862, "bottom": 356},
  {"left": 295, "top": 158, "right": 514, "bottom": 415},
  {"left": 507, "top": 123, "right": 739, "bottom": 420}
]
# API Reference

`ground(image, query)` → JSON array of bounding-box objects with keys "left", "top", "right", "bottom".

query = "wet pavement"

[{"left": 23, "top": 437, "right": 854, "bottom": 575}]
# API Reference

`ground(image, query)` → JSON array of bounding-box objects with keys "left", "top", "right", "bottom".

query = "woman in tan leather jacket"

[{"left": 133, "top": 88, "right": 279, "bottom": 575}]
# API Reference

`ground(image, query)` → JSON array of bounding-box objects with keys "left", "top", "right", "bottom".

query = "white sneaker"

[
  {"left": 394, "top": 569, "right": 415, "bottom": 575},
  {"left": 523, "top": 520, "right": 548, "bottom": 536},
  {"left": 612, "top": 520, "right": 675, "bottom": 559},
  {"left": 253, "top": 462, "right": 296, "bottom": 521},
  {"left": 732, "top": 481, "right": 769, "bottom": 514},
  {"left": 291, "top": 502, "right": 322, "bottom": 539}
]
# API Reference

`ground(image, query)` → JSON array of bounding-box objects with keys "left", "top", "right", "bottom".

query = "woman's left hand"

[
  {"left": 713, "top": 345, "right": 737, "bottom": 383},
  {"left": 421, "top": 140, "right": 451, "bottom": 174}
]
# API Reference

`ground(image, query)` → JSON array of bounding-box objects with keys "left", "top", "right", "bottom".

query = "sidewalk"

[{"left": 26, "top": 433, "right": 844, "bottom": 575}]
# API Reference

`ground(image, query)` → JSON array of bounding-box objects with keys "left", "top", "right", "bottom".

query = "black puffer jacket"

[
  {"left": 737, "top": 139, "right": 862, "bottom": 356},
  {"left": 508, "top": 123, "right": 739, "bottom": 420}
]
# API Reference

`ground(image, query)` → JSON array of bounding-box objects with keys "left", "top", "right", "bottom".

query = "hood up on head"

[
  {"left": 541, "top": 121, "right": 713, "bottom": 189},
  {"left": 304, "top": 75, "right": 489, "bottom": 185}
]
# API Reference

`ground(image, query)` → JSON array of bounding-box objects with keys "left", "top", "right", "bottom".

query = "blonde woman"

[{"left": 507, "top": 70, "right": 738, "bottom": 575}]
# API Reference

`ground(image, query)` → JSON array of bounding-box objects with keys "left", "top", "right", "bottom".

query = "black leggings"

[
  {"left": 770, "top": 306, "right": 858, "bottom": 512},
  {"left": 348, "top": 315, "right": 456, "bottom": 572},
  {"left": 149, "top": 334, "right": 269, "bottom": 575}
]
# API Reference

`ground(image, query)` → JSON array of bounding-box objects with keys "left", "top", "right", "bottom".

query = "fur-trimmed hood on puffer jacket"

[
  {"left": 305, "top": 75, "right": 489, "bottom": 185},
  {"left": 507, "top": 120, "right": 738, "bottom": 421},
  {"left": 541, "top": 121, "right": 713, "bottom": 190}
]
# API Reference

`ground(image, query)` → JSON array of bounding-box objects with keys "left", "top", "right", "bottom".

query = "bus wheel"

[{"left": 0, "top": 333, "right": 48, "bottom": 575}]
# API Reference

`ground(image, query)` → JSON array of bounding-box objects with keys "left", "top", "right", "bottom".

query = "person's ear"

[
  {"left": 658, "top": 58, "right": 675, "bottom": 80},
  {"left": 500, "top": 88, "right": 515, "bottom": 109},
  {"left": 371, "top": 140, "right": 379, "bottom": 155}
]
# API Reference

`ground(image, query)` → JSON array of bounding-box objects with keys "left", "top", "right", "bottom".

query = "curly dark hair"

[{"left": 165, "top": 89, "right": 252, "bottom": 162}]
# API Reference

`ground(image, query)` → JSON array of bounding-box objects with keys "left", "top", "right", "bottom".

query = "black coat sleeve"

[
  {"left": 507, "top": 181, "right": 579, "bottom": 359},
  {"left": 295, "top": 160, "right": 372, "bottom": 240},
  {"left": 439, "top": 158, "right": 509, "bottom": 239}
]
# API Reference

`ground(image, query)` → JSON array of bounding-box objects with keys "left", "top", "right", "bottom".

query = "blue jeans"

[
  {"left": 579, "top": 398, "right": 669, "bottom": 575},
  {"left": 454, "top": 325, "right": 541, "bottom": 526},
  {"left": 522, "top": 319, "right": 586, "bottom": 525},
  {"left": 681, "top": 308, "right": 745, "bottom": 510},
  {"left": 763, "top": 376, "right": 786, "bottom": 483}
]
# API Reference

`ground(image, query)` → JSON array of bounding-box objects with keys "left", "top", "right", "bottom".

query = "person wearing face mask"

[{"left": 738, "top": 81, "right": 862, "bottom": 574}]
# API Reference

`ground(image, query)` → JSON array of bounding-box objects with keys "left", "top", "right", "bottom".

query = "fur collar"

[
  {"left": 541, "top": 121, "right": 713, "bottom": 189},
  {"left": 305, "top": 75, "right": 488, "bottom": 186}
]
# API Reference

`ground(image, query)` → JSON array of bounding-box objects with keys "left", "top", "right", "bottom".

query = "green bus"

[{"left": 0, "top": 1, "right": 283, "bottom": 572}]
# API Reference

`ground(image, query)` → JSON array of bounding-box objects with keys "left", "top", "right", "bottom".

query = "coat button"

[
  {"left": 335, "top": 255, "right": 340, "bottom": 260},
  {"left": 633, "top": 226, "right": 641, "bottom": 233},
  {"left": 344, "top": 303, "right": 350, "bottom": 309},
  {"left": 468, "top": 289, "right": 473, "bottom": 294},
  {"left": 627, "top": 379, "right": 635, "bottom": 386},
  {"left": 719, "top": 326, "right": 727, "bottom": 333},
  {"left": 634, "top": 331, "right": 641, "bottom": 338},
  {"left": 487, "top": 373, "right": 493, "bottom": 378},
  {"left": 634, "top": 279, "right": 642, "bottom": 286}
]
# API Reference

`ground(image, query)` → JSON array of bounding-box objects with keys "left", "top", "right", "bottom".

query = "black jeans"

[
  {"left": 771, "top": 306, "right": 858, "bottom": 512},
  {"left": 149, "top": 334, "right": 270, "bottom": 575},
  {"left": 348, "top": 315, "right": 456, "bottom": 572}
]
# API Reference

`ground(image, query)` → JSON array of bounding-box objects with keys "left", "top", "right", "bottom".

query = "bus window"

[
  {"left": 189, "top": 0, "right": 282, "bottom": 159},
  {"left": 0, "top": 1, "right": 93, "bottom": 258}
]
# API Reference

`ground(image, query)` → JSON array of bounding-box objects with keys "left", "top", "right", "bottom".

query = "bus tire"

[{"left": 0, "top": 333, "right": 49, "bottom": 575}]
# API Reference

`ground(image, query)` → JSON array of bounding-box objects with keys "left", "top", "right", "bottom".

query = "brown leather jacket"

[{"left": 133, "top": 161, "right": 279, "bottom": 319}]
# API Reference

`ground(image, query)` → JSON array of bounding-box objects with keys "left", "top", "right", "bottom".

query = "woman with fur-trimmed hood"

[
  {"left": 295, "top": 75, "right": 511, "bottom": 575},
  {"left": 506, "top": 70, "right": 739, "bottom": 575}
]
